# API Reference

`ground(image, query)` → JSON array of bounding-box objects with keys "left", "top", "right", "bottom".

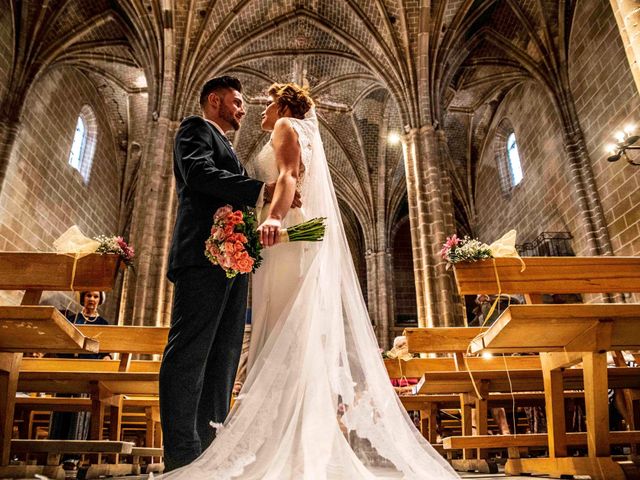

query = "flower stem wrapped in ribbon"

[
  {"left": 205, "top": 205, "right": 326, "bottom": 278},
  {"left": 277, "top": 217, "right": 327, "bottom": 243}
]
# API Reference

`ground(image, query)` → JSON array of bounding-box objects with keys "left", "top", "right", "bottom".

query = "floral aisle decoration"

[
  {"left": 94, "top": 235, "right": 135, "bottom": 267},
  {"left": 439, "top": 234, "right": 493, "bottom": 268}
]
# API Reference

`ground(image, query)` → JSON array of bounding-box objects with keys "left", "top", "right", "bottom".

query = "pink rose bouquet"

[{"left": 205, "top": 205, "right": 326, "bottom": 278}]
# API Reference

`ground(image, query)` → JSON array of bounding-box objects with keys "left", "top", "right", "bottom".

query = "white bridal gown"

[{"left": 161, "top": 111, "right": 459, "bottom": 479}]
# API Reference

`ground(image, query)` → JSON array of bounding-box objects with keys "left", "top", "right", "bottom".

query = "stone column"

[
  {"left": 365, "top": 248, "right": 395, "bottom": 349},
  {"left": 611, "top": 0, "right": 640, "bottom": 95},
  {"left": 421, "top": 127, "right": 458, "bottom": 327},
  {"left": 125, "top": 116, "right": 178, "bottom": 326},
  {"left": 402, "top": 129, "right": 430, "bottom": 326},
  {"left": 554, "top": 87, "right": 613, "bottom": 256},
  {"left": 402, "top": 126, "right": 459, "bottom": 327}
]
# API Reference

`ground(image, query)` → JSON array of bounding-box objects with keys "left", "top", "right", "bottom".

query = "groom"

[{"left": 160, "top": 76, "right": 300, "bottom": 471}]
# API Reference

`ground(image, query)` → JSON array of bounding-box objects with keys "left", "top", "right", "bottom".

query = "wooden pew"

[
  {"left": 14, "top": 395, "right": 161, "bottom": 447},
  {"left": 403, "top": 327, "right": 485, "bottom": 355},
  {"left": 469, "top": 304, "right": 640, "bottom": 354},
  {"left": 16, "top": 327, "right": 168, "bottom": 448},
  {"left": 446, "top": 256, "right": 640, "bottom": 479},
  {"left": 20, "top": 358, "right": 162, "bottom": 373},
  {"left": 416, "top": 366, "right": 640, "bottom": 394},
  {"left": 0, "top": 252, "right": 120, "bottom": 475},
  {"left": 10, "top": 439, "right": 135, "bottom": 479},
  {"left": 385, "top": 355, "right": 541, "bottom": 378},
  {"left": 129, "top": 447, "right": 164, "bottom": 474},
  {"left": 397, "top": 326, "right": 513, "bottom": 471},
  {"left": 76, "top": 325, "right": 169, "bottom": 371},
  {"left": 444, "top": 431, "right": 640, "bottom": 450},
  {"left": 400, "top": 391, "right": 584, "bottom": 411}
]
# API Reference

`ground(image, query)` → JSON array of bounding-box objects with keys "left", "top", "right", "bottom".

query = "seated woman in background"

[
  {"left": 59, "top": 290, "right": 111, "bottom": 360},
  {"left": 49, "top": 291, "right": 111, "bottom": 441},
  {"left": 65, "top": 291, "right": 109, "bottom": 325}
]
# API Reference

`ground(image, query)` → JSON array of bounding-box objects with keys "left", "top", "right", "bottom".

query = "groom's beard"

[{"left": 220, "top": 103, "right": 241, "bottom": 130}]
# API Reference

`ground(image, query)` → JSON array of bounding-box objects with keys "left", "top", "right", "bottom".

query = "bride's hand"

[{"left": 257, "top": 217, "right": 282, "bottom": 247}]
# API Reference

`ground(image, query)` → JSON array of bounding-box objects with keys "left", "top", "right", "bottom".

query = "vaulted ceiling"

[{"left": 2, "top": 0, "right": 580, "bottom": 240}]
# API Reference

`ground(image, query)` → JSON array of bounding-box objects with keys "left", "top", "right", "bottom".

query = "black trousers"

[{"left": 159, "top": 266, "right": 248, "bottom": 472}]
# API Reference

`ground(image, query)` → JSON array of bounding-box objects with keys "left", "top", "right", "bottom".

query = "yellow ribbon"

[
  {"left": 386, "top": 340, "right": 413, "bottom": 391},
  {"left": 464, "top": 229, "right": 526, "bottom": 401},
  {"left": 483, "top": 229, "right": 526, "bottom": 324}
]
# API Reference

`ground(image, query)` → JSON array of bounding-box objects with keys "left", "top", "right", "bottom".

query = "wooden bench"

[
  {"left": 0, "top": 252, "right": 120, "bottom": 475},
  {"left": 14, "top": 395, "right": 160, "bottom": 444},
  {"left": 416, "top": 366, "right": 640, "bottom": 394},
  {"left": 15, "top": 327, "right": 168, "bottom": 448},
  {"left": 129, "top": 446, "right": 164, "bottom": 474},
  {"left": 445, "top": 256, "right": 640, "bottom": 479},
  {"left": 395, "top": 326, "right": 547, "bottom": 471},
  {"left": 12, "top": 439, "right": 140, "bottom": 479},
  {"left": 387, "top": 352, "right": 543, "bottom": 461},
  {"left": 8, "top": 324, "right": 169, "bottom": 476},
  {"left": 20, "top": 358, "right": 162, "bottom": 373},
  {"left": 76, "top": 325, "right": 169, "bottom": 371},
  {"left": 385, "top": 354, "right": 541, "bottom": 378},
  {"left": 443, "top": 431, "right": 640, "bottom": 450},
  {"left": 399, "top": 391, "right": 584, "bottom": 411}
]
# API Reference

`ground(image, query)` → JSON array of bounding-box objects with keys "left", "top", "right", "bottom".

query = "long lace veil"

[{"left": 162, "top": 109, "right": 459, "bottom": 479}]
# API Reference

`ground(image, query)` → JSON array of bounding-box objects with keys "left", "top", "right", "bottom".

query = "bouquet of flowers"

[
  {"left": 94, "top": 235, "right": 135, "bottom": 266},
  {"left": 205, "top": 205, "right": 326, "bottom": 278},
  {"left": 440, "top": 234, "right": 492, "bottom": 267}
]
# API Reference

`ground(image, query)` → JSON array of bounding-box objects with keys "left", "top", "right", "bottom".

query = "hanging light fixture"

[
  {"left": 388, "top": 132, "right": 401, "bottom": 145},
  {"left": 605, "top": 124, "right": 640, "bottom": 165}
]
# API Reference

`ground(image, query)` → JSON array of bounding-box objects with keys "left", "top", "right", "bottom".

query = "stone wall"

[
  {"left": 0, "top": 67, "right": 120, "bottom": 315},
  {"left": 568, "top": 0, "right": 640, "bottom": 256},
  {"left": 474, "top": 81, "right": 590, "bottom": 254}
]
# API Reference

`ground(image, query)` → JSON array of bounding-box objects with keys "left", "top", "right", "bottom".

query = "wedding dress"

[{"left": 161, "top": 111, "right": 459, "bottom": 479}]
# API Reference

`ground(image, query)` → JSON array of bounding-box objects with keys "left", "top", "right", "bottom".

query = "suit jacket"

[{"left": 167, "top": 115, "right": 263, "bottom": 281}]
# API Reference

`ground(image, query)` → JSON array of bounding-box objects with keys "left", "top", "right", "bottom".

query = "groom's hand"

[
  {"left": 264, "top": 182, "right": 302, "bottom": 208},
  {"left": 258, "top": 216, "right": 282, "bottom": 247}
]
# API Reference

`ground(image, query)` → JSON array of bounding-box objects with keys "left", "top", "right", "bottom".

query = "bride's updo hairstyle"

[{"left": 268, "top": 83, "right": 314, "bottom": 119}]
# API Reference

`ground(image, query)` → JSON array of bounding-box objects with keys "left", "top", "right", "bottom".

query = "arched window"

[
  {"left": 68, "top": 116, "right": 86, "bottom": 170},
  {"left": 506, "top": 132, "right": 523, "bottom": 186},
  {"left": 494, "top": 119, "right": 524, "bottom": 195},
  {"left": 68, "top": 105, "right": 97, "bottom": 183}
]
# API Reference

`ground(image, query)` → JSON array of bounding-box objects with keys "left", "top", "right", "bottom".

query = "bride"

[{"left": 162, "top": 83, "right": 458, "bottom": 479}]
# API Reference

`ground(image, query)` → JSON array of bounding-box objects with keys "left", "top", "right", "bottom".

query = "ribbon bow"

[
  {"left": 488, "top": 229, "right": 526, "bottom": 272},
  {"left": 53, "top": 225, "right": 100, "bottom": 254},
  {"left": 53, "top": 226, "right": 101, "bottom": 291}
]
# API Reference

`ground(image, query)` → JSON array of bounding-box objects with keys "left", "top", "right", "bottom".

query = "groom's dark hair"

[{"left": 200, "top": 76, "right": 243, "bottom": 107}]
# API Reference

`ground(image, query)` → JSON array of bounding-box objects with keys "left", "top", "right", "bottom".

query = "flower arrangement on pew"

[
  {"left": 94, "top": 235, "right": 135, "bottom": 267},
  {"left": 205, "top": 205, "right": 326, "bottom": 279},
  {"left": 53, "top": 226, "right": 135, "bottom": 268},
  {"left": 439, "top": 234, "right": 492, "bottom": 268}
]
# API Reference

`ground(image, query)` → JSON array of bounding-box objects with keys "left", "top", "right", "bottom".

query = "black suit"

[{"left": 160, "top": 116, "right": 263, "bottom": 471}]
